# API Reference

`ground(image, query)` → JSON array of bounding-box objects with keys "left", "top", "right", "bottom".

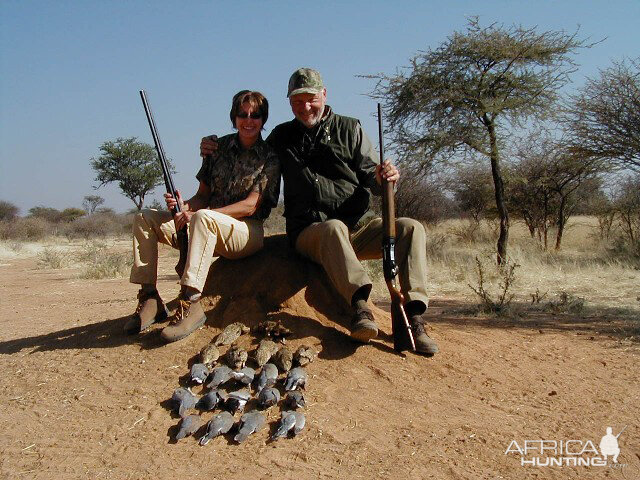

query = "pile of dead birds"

[{"left": 169, "top": 320, "right": 318, "bottom": 446}]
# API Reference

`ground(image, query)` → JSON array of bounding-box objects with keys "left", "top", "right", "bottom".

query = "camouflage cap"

[{"left": 287, "top": 68, "right": 324, "bottom": 98}]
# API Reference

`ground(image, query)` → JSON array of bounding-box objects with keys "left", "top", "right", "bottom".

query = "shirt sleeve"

[
  {"left": 196, "top": 155, "right": 211, "bottom": 183},
  {"left": 353, "top": 121, "right": 383, "bottom": 196}
]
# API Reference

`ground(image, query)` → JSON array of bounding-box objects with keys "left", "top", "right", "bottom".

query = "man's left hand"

[{"left": 376, "top": 160, "right": 400, "bottom": 185}]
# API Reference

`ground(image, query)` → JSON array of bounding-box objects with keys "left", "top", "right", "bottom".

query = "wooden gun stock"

[{"left": 378, "top": 103, "right": 415, "bottom": 353}]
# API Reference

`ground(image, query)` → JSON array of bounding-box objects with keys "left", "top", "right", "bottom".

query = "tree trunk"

[
  {"left": 555, "top": 196, "right": 567, "bottom": 250},
  {"left": 486, "top": 120, "right": 509, "bottom": 264}
]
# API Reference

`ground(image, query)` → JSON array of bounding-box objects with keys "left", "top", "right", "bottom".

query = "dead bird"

[
  {"left": 175, "top": 414, "right": 202, "bottom": 440},
  {"left": 257, "top": 386, "right": 280, "bottom": 410},
  {"left": 171, "top": 387, "right": 197, "bottom": 418},
  {"left": 293, "top": 345, "right": 318, "bottom": 367},
  {"left": 196, "top": 389, "right": 225, "bottom": 411},
  {"left": 225, "top": 344, "right": 248, "bottom": 370},
  {"left": 214, "top": 322, "right": 249, "bottom": 346},
  {"left": 230, "top": 366, "right": 255, "bottom": 385},
  {"left": 283, "top": 391, "right": 306, "bottom": 410},
  {"left": 284, "top": 367, "right": 307, "bottom": 391},
  {"left": 271, "top": 410, "right": 305, "bottom": 440},
  {"left": 273, "top": 346, "right": 293, "bottom": 373},
  {"left": 199, "top": 343, "right": 221, "bottom": 366},
  {"left": 189, "top": 363, "right": 210, "bottom": 385},
  {"left": 199, "top": 411, "right": 235, "bottom": 446},
  {"left": 205, "top": 365, "right": 233, "bottom": 389},
  {"left": 234, "top": 411, "right": 266, "bottom": 443},
  {"left": 253, "top": 339, "right": 279, "bottom": 367},
  {"left": 254, "top": 363, "right": 278, "bottom": 394},
  {"left": 225, "top": 390, "right": 251, "bottom": 414},
  {"left": 252, "top": 320, "right": 292, "bottom": 340}
]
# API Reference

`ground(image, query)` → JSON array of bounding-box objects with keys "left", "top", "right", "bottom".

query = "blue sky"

[{"left": 1, "top": 0, "right": 638, "bottom": 214}]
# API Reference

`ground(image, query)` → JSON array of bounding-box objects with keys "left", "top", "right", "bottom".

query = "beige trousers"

[
  {"left": 295, "top": 217, "right": 429, "bottom": 308},
  {"left": 129, "top": 209, "right": 264, "bottom": 292}
]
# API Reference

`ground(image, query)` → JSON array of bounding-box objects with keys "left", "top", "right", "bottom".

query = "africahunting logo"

[{"left": 505, "top": 426, "right": 628, "bottom": 468}]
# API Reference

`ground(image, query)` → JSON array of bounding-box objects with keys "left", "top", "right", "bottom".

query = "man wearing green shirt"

[{"left": 202, "top": 69, "right": 438, "bottom": 356}]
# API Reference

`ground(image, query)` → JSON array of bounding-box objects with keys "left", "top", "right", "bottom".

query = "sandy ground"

[{"left": 1, "top": 244, "right": 639, "bottom": 480}]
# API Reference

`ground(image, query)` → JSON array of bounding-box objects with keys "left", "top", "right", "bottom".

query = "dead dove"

[
  {"left": 171, "top": 387, "right": 197, "bottom": 418},
  {"left": 254, "top": 339, "right": 279, "bottom": 367},
  {"left": 205, "top": 365, "right": 233, "bottom": 389},
  {"left": 175, "top": 414, "right": 202, "bottom": 440},
  {"left": 293, "top": 345, "right": 318, "bottom": 367},
  {"left": 283, "top": 391, "right": 306, "bottom": 410},
  {"left": 271, "top": 411, "right": 305, "bottom": 440},
  {"left": 214, "top": 322, "right": 249, "bottom": 346},
  {"left": 225, "top": 344, "right": 248, "bottom": 370},
  {"left": 257, "top": 386, "right": 280, "bottom": 410},
  {"left": 234, "top": 411, "right": 266, "bottom": 443},
  {"left": 254, "top": 363, "right": 278, "bottom": 394},
  {"left": 230, "top": 367, "right": 255, "bottom": 385},
  {"left": 273, "top": 346, "right": 293, "bottom": 373},
  {"left": 284, "top": 367, "right": 307, "bottom": 391},
  {"left": 190, "top": 363, "right": 210, "bottom": 385},
  {"left": 225, "top": 390, "right": 251, "bottom": 414},
  {"left": 199, "top": 343, "right": 221, "bottom": 366},
  {"left": 252, "top": 320, "right": 292, "bottom": 340},
  {"left": 199, "top": 411, "right": 235, "bottom": 446},
  {"left": 196, "top": 389, "right": 225, "bottom": 411}
]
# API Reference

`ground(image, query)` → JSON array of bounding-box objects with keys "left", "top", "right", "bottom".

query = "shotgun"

[
  {"left": 378, "top": 103, "right": 416, "bottom": 352},
  {"left": 139, "top": 90, "right": 188, "bottom": 277}
]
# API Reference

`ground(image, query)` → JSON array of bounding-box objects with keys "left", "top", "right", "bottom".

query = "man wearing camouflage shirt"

[
  {"left": 201, "top": 70, "right": 438, "bottom": 355},
  {"left": 126, "top": 90, "right": 280, "bottom": 342}
]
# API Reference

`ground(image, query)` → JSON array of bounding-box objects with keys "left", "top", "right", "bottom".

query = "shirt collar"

[{"left": 230, "top": 133, "right": 265, "bottom": 153}]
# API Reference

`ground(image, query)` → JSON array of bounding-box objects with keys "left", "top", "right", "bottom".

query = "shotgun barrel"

[{"left": 139, "top": 90, "right": 188, "bottom": 276}]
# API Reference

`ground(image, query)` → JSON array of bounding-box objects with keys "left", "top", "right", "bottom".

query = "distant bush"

[
  {"left": 59, "top": 208, "right": 86, "bottom": 223},
  {"left": 0, "top": 200, "right": 19, "bottom": 220},
  {"left": 0, "top": 217, "right": 51, "bottom": 241},
  {"left": 28, "top": 206, "right": 62, "bottom": 222},
  {"left": 62, "top": 211, "right": 130, "bottom": 240}
]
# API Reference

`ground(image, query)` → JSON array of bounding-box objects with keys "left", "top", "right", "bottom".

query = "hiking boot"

[
  {"left": 350, "top": 309, "right": 379, "bottom": 343},
  {"left": 161, "top": 298, "right": 206, "bottom": 343},
  {"left": 410, "top": 315, "right": 439, "bottom": 356},
  {"left": 123, "top": 289, "right": 168, "bottom": 335}
]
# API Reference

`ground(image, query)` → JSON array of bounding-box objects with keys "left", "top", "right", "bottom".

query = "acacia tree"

[
  {"left": 91, "top": 137, "right": 171, "bottom": 210},
  {"left": 565, "top": 58, "right": 640, "bottom": 171},
  {"left": 82, "top": 195, "right": 104, "bottom": 215},
  {"left": 368, "top": 18, "right": 586, "bottom": 263}
]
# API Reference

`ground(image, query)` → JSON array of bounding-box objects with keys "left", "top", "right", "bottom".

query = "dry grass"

[{"left": 421, "top": 216, "right": 639, "bottom": 313}]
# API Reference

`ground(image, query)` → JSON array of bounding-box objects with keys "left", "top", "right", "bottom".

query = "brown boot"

[
  {"left": 123, "top": 289, "right": 168, "bottom": 334},
  {"left": 410, "top": 315, "right": 439, "bottom": 356},
  {"left": 161, "top": 298, "right": 207, "bottom": 343},
  {"left": 350, "top": 308, "right": 379, "bottom": 343}
]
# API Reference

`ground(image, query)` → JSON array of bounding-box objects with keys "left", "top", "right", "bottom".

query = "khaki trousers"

[
  {"left": 295, "top": 217, "right": 429, "bottom": 308},
  {"left": 129, "top": 209, "right": 264, "bottom": 292}
]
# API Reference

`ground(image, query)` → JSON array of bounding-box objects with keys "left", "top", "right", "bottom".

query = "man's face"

[{"left": 289, "top": 89, "right": 327, "bottom": 128}]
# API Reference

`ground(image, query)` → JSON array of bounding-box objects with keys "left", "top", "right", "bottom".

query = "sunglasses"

[{"left": 237, "top": 112, "right": 262, "bottom": 119}]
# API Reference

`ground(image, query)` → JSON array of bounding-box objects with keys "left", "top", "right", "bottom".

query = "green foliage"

[
  {"left": 28, "top": 206, "right": 62, "bottom": 222},
  {"left": 59, "top": 208, "right": 86, "bottom": 223},
  {"left": 0, "top": 200, "right": 19, "bottom": 220},
  {"left": 91, "top": 137, "right": 172, "bottom": 210}
]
